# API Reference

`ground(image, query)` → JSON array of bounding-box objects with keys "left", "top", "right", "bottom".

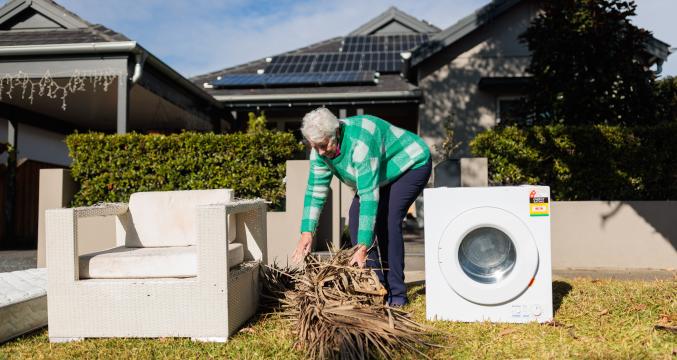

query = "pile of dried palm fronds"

[{"left": 260, "top": 247, "right": 436, "bottom": 360}]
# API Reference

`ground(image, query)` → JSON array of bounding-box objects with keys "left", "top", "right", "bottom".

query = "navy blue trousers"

[{"left": 348, "top": 159, "right": 431, "bottom": 304}]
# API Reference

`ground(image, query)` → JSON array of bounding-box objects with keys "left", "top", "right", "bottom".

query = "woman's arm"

[
  {"left": 294, "top": 150, "right": 333, "bottom": 262},
  {"left": 300, "top": 149, "right": 334, "bottom": 234},
  {"left": 352, "top": 138, "right": 381, "bottom": 248}
]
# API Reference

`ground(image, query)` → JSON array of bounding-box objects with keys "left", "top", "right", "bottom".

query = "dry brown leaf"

[
  {"left": 598, "top": 309, "right": 609, "bottom": 316},
  {"left": 499, "top": 328, "right": 518, "bottom": 337},
  {"left": 657, "top": 314, "right": 674, "bottom": 325},
  {"left": 545, "top": 320, "right": 570, "bottom": 328},
  {"left": 260, "top": 247, "right": 437, "bottom": 360},
  {"left": 238, "top": 327, "right": 256, "bottom": 334}
]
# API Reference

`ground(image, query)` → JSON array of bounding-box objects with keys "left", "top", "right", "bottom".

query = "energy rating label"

[{"left": 529, "top": 189, "right": 550, "bottom": 217}]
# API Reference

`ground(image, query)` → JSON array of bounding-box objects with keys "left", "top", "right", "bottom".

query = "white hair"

[{"left": 301, "top": 107, "right": 339, "bottom": 143}]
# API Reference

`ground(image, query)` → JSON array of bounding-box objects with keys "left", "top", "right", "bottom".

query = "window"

[{"left": 497, "top": 96, "right": 529, "bottom": 126}]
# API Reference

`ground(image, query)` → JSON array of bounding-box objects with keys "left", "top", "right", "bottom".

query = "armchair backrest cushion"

[{"left": 122, "top": 189, "right": 233, "bottom": 247}]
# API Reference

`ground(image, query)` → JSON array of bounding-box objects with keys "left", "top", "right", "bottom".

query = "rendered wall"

[
  {"left": 266, "top": 160, "right": 354, "bottom": 266},
  {"left": 551, "top": 201, "right": 677, "bottom": 269},
  {"left": 37, "top": 163, "right": 352, "bottom": 268},
  {"left": 417, "top": 0, "right": 540, "bottom": 159},
  {"left": 38, "top": 167, "right": 676, "bottom": 270},
  {"left": 37, "top": 169, "right": 115, "bottom": 267}
]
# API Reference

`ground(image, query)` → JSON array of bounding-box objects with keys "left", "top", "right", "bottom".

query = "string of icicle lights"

[{"left": 0, "top": 69, "right": 121, "bottom": 111}]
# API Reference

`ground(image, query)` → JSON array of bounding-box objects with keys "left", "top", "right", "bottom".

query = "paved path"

[{"left": 0, "top": 250, "right": 37, "bottom": 272}]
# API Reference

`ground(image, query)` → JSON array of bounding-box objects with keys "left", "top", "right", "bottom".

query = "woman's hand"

[
  {"left": 349, "top": 245, "right": 368, "bottom": 268},
  {"left": 292, "top": 232, "right": 313, "bottom": 263}
]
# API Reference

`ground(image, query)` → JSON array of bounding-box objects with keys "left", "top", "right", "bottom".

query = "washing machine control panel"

[{"left": 511, "top": 304, "right": 543, "bottom": 318}]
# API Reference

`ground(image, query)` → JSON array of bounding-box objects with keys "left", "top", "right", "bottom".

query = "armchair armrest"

[
  {"left": 46, "top": 203, "right": 129, "bottom": 282},
  {"left": 73, "top": 203, "right": 128, "bottom": 218},
  {"left": 226, "top": 199, "right": 267, "bottom": 264},
  {"left": 196, "top": 199, "right": 267, "bottom": 281},
  {"left": 224, "top": 199, "right": 266, "bottom": 215}
]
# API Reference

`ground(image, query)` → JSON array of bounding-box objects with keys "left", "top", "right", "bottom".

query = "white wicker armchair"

[{"left": 45, "top": 189, "right": 267, "bottom": 342}]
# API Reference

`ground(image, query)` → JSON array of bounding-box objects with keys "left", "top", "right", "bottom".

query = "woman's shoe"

[{"left": 388, "top": 296, "right": 408, "bottom": 307}]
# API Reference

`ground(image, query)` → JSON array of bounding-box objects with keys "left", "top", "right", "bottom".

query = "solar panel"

[
  {"left": 211, "top": 71, "right": 377, "bottom": 88},
  {"left": 265, "top": 52, "right": 404, "bottom": 74},
  {"left": 266, "top": 54, "right": 314, "bottom": 73},
  {"left": 342, "top": 34, "right": 429, "bottom": 52},
  {"left": 213, "top": 33, "right": 431, "bottom": 89}
]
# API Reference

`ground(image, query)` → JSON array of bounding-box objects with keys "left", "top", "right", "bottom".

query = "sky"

[{"left": 13, "top": 0, "right": 677, "bottom": 78}]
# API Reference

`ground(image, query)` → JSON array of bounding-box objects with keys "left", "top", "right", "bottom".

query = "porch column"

[
  {"left": 117, "top": 74, "right": 129, "bottom": 134},
  {"left": 4, "top": 118, "right": 17, "bottom": 248},
  {"left": 7, "top": 117, "right": 16, "bottom": 147}
]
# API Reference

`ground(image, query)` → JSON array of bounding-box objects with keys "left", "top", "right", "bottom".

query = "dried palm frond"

[{"left": 260, "top": 247, "right": 437, "bottom": 360}]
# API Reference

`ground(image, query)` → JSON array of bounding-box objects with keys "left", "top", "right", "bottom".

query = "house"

[
  {"left": 407, "top": 0, "right": 671, "bottom": 157},
  {"left": 0, "top": 0, "right": 226, "bottom": 167},
  {"left": 0, "top": 0, "right": 226, "bottom": 249},
  {"left": 0, "top": 0, "right": 671, "bottom": 250},
  {"left": 193, "top": 0, "right": 671, "bottom": 158},
  {"left": 190, "top": 6, "right": 439, "bottom": 137}
]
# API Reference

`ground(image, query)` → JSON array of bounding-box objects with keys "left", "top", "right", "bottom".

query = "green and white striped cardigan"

[{"left": 300, "top": 115, "right": 431, "bottom": 247}]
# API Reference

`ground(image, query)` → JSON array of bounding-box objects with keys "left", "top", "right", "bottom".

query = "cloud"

[
  {"left": 53, "top": 0, "right": 486, "bottom": 76},
  {"left": 39, "top": 0, "right": 677, "bottom": 77}
]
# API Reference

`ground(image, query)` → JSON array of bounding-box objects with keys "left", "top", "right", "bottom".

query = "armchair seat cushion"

[{"left": 78, "top": 244, "right": 244, "bottom": 279}]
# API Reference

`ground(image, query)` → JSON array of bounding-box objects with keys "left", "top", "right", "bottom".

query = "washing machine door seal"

[{"left": 437, "top": 206, "right": 539, "bottom": 305}]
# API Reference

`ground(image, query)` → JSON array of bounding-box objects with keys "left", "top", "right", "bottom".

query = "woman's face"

[{"left": 309, "top": 136, "right": 339, "bottom": 158}]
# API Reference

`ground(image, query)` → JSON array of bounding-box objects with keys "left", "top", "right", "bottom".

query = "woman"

[{"left": 292, "top": 107, "right": 431, "bottom": 307}]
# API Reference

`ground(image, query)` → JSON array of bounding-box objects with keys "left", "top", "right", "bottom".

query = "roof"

[
  {"left": 410, "top": 0, "right": 522, "bottom": 67},
  {"left": 0, "top": 24, "right": 129, "bottom": 45},
  {"left": 0, "top": 0, "right": 131, "bottom": 44},
  {"left": 0, "top": 0, "right": 89, "bottom": 29},
  {"left": 410, "top": 0, "right": 672, "bottom": 68},
  {"left": 0, "top": 0, "right": 220, "bottom": 109},
  {"left": 191, "top": 7, "right": 438, "bottom": 101},
  {"left": 348, "top": 6, "right": 440, "bottom": 35}
]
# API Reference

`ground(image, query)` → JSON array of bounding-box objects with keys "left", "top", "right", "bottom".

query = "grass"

[{"left": 1, "top": 277, "right": 675, "bottom": 359}]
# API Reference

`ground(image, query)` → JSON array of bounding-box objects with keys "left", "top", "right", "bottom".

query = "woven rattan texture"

[{"left": 46, "top": 199, "right": 267, "bottom": 341}]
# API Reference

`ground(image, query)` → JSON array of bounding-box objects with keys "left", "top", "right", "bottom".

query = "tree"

[{"left": 520, "top": 0, "right": 657, "bottom": 125}]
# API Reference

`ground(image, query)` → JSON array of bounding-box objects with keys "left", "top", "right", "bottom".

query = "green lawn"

[{"left": 1, "top": 277, "right": 675, "bottom": 359}]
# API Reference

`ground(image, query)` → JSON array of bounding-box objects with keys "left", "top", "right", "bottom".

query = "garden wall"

[{"left": 37, "top": 167, "right": 677, "bottom": 270}]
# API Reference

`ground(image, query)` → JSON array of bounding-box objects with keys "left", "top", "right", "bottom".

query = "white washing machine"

[{"left": 424, "top": 186, "right": 553, "bottom": 323}]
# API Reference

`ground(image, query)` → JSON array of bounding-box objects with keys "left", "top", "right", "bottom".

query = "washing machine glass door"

[{"left": 438, "top": 207, "right": 539, "bottom": 305}]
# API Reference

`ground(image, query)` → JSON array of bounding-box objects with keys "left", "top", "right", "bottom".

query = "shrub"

[
  {"left": 655, "top": 76, "right": 677, "bottom": 123},
  {"left": 470, "top": 124, "right": 677, "bottom": 200},
  {"left": 66, "top": 131, "right": 304, "bottom": 208}
]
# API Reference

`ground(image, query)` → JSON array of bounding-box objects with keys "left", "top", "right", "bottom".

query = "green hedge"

[
  {"left": 67, "top": 131, "right": 304, "bottom": 208},
  {"left": 470, "top": 124, "right": 677, "bottom": 200}
]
